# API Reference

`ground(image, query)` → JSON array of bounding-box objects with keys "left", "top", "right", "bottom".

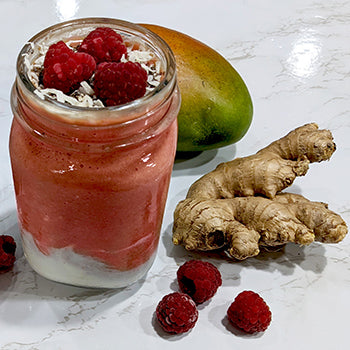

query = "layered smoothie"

[{"left": 10, "top": 19, "right": 180, "bottom": 288}]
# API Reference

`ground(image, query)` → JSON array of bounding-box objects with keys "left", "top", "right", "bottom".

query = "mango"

[{"left": 140, "top": 24, "right": 253, "bottom": 152}]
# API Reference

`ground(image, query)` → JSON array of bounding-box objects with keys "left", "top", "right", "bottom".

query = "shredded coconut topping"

[{"left": 23, "top": 32, "right": 164, "bottom": 108}]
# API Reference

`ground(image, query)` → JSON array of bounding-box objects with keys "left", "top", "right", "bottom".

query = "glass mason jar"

[{"left": 9, "top": 18, "right": 180, "bottom": 288}]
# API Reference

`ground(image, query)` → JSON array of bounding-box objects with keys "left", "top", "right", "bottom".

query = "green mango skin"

[{"left": 140, "top": 24, "right": 253, "bottom": 152}]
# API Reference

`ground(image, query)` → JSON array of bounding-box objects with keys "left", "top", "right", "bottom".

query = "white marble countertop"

[{"left": 1, "top": 1, "right": 349, "bottom": 349}]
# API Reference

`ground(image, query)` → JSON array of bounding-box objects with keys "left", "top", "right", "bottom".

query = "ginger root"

[{"left": 173, "top": 123, "right": 348, "bottom": 260}]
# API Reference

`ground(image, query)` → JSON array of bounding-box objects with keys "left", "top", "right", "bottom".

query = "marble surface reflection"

[{"left": 55, "top": 0, "right": 80, "bottom": 21}]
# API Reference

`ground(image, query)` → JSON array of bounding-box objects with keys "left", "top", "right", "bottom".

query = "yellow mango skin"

[{"left": 140, "top": 24, "right": 253, "bottom": 152}]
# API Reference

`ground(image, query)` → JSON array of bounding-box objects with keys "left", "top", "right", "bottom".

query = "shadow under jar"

[{"left": 9, "top": 18, "right": 180, "bottom": 288}]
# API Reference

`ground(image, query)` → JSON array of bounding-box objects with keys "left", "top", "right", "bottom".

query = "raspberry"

[
  {"left": 78, "top": 27, "right": 127, "bottom": 64},
  {"left": 94, "top": 61, "right": 148, "bottom": 106},
  {"left": 227, "top": 291, "right": 272, "bottom": 333},
  {"left": 0, "top": 235, "right": 16, "bottom": 273},
  {"left": 177, "top": 260, "right": 222, "bottom": 304},
  {"left": 42, "top": 41, "right": 96, "bottom": 94},
  {"left": 43, "top": 40, "right": 72, "bottom": 69},
  {"left": 156, "top": 292, "right": 198, "bottom": 334}
]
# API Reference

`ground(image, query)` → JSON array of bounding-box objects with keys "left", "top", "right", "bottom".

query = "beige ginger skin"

[{"left": 173, "top": 123, "right": 348, "bottom": 260}]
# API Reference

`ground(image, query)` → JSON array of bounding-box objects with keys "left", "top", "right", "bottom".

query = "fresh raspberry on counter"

[
  {"left": 177, "top": 260, "right": 222, "bottom": 304},
  {"left": 227, "top": 290, "right": 272, "bottom": 333},
  {"left": 0, "top": 235, "right": 17, "bottom": 273},
  {"left": 78, "top": 27, "right": 127, "bottom": 64},
  {"left": 94, "top": 61, "right": 148, "bottom": 106},
  {"left": 42, "top": 41, "right": 96, "bottom": 94},
  {"left": 156, "top": 292, "right": 199, "bottom": 334}
]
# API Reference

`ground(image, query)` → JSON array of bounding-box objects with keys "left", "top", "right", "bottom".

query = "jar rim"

[{"left": 16, "top": 17, "right": 177, "bottom": 125}]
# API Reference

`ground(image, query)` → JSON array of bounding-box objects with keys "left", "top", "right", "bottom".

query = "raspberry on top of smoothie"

[
  {"left": 42, "top": 40, "right": 97, "bottom": 94},
  {"left": 78, "top": 26, "right": 127, "bottom": 64},
  {"left": 24, "top": 27, "right": 163, "bottom": 108}
]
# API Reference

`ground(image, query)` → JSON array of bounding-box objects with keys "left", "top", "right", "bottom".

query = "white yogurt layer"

[{"left": 21, "top": 229, "right": 155, "bottom": 288}]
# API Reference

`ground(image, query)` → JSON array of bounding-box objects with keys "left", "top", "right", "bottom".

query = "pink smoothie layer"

[{"left": 10, "top": 99, "right": 178, "bottom": 272}]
